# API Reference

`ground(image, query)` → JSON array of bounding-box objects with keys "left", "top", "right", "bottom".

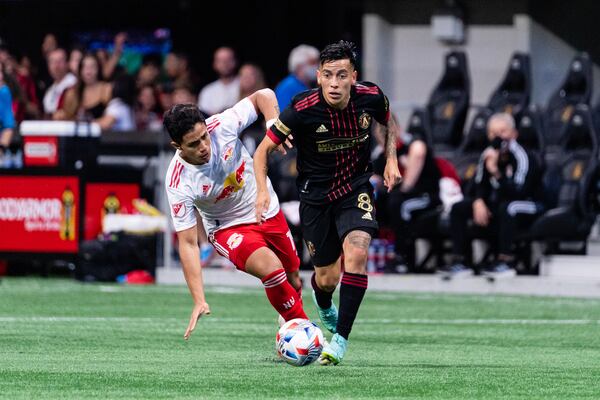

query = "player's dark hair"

[
  {"left": 319, "top": 40, "right": 357, "bottom": 69},
  {"left": 163, "top": 103, "right": 205, "bottom": 144}
]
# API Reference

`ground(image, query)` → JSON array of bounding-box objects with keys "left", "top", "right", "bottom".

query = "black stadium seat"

[
  {"left": 517, "top": 105, "right": 545, "bottom": 154},
  {"left": 543, "top": 53, "right": 592, "bottom": 146},
  {"left": 405, "top": 108, "right": 432, "bottom": 146},
  {"left": 487, "top": 52, "right": 531, "bottom": 120},
  {"left": 426, "top": 51, "right": 471, "bottom": 151},
  {"left": 528, "top": 105, "right": 599, "bottom": 253},
  {"left": 452, "top": 108, "right": 493, "bottom": 197}
]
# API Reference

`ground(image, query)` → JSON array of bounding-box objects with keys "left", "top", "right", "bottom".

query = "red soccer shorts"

[{"left": 210, "top": 210, "right": 300, "bottom": 272}]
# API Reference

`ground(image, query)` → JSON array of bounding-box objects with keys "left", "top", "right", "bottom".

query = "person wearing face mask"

[
  {"left": 274, "top": 44, "right": 319, "bottom": 109},
  {"left": 438, "top": 113, "right": 544, "bottom": 279}
]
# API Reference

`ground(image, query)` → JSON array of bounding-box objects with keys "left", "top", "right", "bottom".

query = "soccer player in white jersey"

[{"left": 163, "top": 89, "right": 308, "bottom": 340}]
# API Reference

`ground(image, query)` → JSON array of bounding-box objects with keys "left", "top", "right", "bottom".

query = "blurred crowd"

[{"left": 0, "top": 33, "right": 321, "bottom": 165}]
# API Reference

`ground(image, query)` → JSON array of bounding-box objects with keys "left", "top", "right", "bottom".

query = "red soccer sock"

[{"left": 262, "top": 268, "right": 308, "bottom": 321}]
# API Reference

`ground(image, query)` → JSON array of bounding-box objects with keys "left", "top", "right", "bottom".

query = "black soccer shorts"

[{"left": 299, "top": 184, "right": 378, "bottom": 267}]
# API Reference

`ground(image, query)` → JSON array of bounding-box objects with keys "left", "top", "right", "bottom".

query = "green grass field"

[{"left": 2, "top": 277, "right": 600, "bottom": 399}]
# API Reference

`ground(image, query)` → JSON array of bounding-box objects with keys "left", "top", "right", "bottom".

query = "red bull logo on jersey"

[
  {"left": 222, "top": 145, "right": 234, "bottom": 162},
  {"left": 227, "top": 233, "right": 244, "bottom": 250},
  {"left": 214, "top": 161, "right": 246, "bottom": 203}
]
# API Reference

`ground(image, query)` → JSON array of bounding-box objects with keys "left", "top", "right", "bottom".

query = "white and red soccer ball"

[{"left": 276, "top": 318, "right": 324, "bottom": 366}]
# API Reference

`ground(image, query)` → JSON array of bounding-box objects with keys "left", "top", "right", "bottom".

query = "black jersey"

[{"left": 267, "top": 81, "right": 390, "bottom": 205}]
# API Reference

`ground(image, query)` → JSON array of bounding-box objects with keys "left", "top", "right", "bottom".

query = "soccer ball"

[{"left": 276, "top": 318, "right": 324, "bottom": 366}]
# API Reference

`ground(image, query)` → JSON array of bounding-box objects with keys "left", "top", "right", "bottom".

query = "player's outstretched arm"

[
  {"left": 382, "top": 115, "right": 403, "bottom": 192},
  {"left": 246, "top": 88, "right": 279, "bottom": 123},
  {"left": 253, "top": 135, "right": 280, "bottom": 224},
  {"left": 177, "top": 225, "right": 211, "bottom": 340}
]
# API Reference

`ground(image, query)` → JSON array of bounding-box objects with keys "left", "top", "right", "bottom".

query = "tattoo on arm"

[
  {"left": 385, "top": 117, "right": 398, "bottom": 160},
  {"left": 346, "top": 230, "right": 371, "bottom": 250}
]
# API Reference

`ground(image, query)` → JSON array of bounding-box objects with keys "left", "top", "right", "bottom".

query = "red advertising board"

[
  {"left": 23, "top": 136, "right": 59, "bottom": 167},
  {"left": 0, "top": 176, "right": 79, "bottom": 253},
  {"left": 84, "top": 183, "right": 140, "bottom": 240}
]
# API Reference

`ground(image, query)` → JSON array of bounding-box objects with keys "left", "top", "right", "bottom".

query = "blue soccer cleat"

[
  {"left": 319, "top": 333, "right": 347, "bottom": 365},
  {"left": 311, "top": 290, "right": 338, "bottom": 333}
]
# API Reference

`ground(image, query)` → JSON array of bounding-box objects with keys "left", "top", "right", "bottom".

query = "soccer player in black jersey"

[{"left": 253, "top": 40, "right": 402, "bottom": 365}]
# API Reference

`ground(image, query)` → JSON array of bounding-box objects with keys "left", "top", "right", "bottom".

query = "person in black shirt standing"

[{"left": 254, "top": 41, "right": 402, "bottom": 365}]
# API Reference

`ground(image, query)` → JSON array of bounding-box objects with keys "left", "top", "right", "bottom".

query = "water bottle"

[
  {"left": 376, "top": 239, "right": 387, "bottom": 272},
  {"left": 367, "top": 239, "right": 378, "bottom": 274}
]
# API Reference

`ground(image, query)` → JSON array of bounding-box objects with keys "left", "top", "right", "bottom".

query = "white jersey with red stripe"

[{"left": 165, "top": 98, "right": 280, "bottom": 234}]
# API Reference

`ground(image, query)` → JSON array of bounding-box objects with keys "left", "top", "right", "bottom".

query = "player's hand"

[
  {"left": 275, "top": 135, "right": 294, "bottom": 155},
  {"left": 255, "top": 189, "right": 271, "bottom": 224},
  {"left": 184, "top": 301, "right": 211, "bottom": 340},
  {"left": 383, "top": 158, "right": 403, "bottom": 192}
]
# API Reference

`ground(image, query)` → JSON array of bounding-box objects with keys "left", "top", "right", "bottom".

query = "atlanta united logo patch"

[
  {"left": 305, "top": 240, "right": 316, "bottom": 257},
  {"left": 227, "top": 233, "right": 244, "bottom": 250},
  {"left": 359, "top": 112, "right": 372, "bottom": 129}
]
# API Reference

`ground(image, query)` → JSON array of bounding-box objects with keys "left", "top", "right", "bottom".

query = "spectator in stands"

[
  {"left": 43, "top": 48, "right": 77, "bottom": 117},
  {"left": 136, "top": 54, "right": 162, "bottom": 88},
  {"left": 3, "top": 53, "right": 40, "bottom": 122},
  {"left": 274, "top": 44, "right": 319, "bottom": 109},
  {"left": 135, "top": 84, "right": 163, "bottom": 131},
  {"left": 239, "top": 63, "right": 267, "bottom": 99},
  {"left": 172, "top": 82, "right": 197, "bottom": 105},
  {"left": 55, "top": 52, "right": 112, "bottom": 122},
  {"left": 197, "top": 46, "right": 239, "bottom": 115},
  {"left": 438, "top": 113, "right": 544, "bottom": 279},
  {"left": 98, "top": 74, "right": 135, "bottom": 131},
  {"left": 0, "top": 61, "right": 16, "bottom": 166},
  {"left": 164, "top": 51, "right": 195, "bottom": 92},
  {"left": 68, "top": 46, "right": 84, "bottom": 76},
  {"left": 96, "top": 32, "right": 127, "bottom": 80},
  {"left": 237, "top": 63, "right": 268, "bottom": 155},
  {"left": 157, "top": 85, "right": 174, "bottom": 115},
  {"left": 0, "top": 44, "right": 36, "bottom": 123},
  {"left": 41, "top": 33, "right": 58, "bottom": 60},
  {"left": 373, "top": 115, "right": 441, "bottom": 272}
]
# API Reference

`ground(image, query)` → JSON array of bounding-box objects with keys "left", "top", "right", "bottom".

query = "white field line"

[{"left": 1, "top": 317, "right": 600, "bottom": 325}]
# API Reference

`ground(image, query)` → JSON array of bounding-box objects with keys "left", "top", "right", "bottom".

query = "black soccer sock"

[
  {"left": 336, "top": 272, "right": 368, "bottom": 340},
  {"left": 311, "top": 272, "right": 333, "bottom": 309}
]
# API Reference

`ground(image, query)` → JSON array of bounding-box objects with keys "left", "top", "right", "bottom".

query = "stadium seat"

[
  {"left": 452, "top": 108, "right": 493, "bottom": 197},
  {"left": 426, "top": 51, "right": 471, "bottom": 152},
  {"left": 517, "top": 105, "right": 545, "bottom": 153},
  {"left": 528, "top": 105, "right": 599, "bottom": 254},
  {"left": 487, "top": 52, "right": 531, "bottom": 120},
  {"left": 543, "top": 53, "right": 592, "bottom": 147},
  {"left": 405, "top": 108, "right": 432, "bottom": 146}
]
